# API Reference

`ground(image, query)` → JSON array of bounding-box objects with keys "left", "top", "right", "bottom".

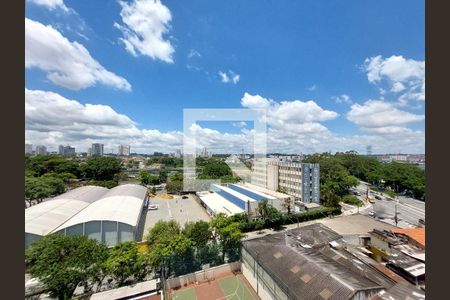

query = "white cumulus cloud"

[
  {"left": 219, "top": 70, "right": 240, "bottom": 84},
  {"left": 25, "top": 89, "right": 183, "bottom": 153},
  {"left": 114, "top": 0, "right": 174, "bottom": 63},
  {"left": 332, "top": 94, "right": 352, "bottom": 104},
  {"left": 27, "top": 0, "right": 69, "bottom": 12},
  {"left": 25, "top": 18, "right": 131, "bottom": 91},
  {"left": 363, "top": 55, "right": 425, "bottom": 103},
  {"left": 347, "top": 99, "right": 424, "bottom": 131}
]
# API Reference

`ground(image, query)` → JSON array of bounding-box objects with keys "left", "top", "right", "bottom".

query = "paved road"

[
  {"left": 351, "top": 181, "right": 425, "bottom": 228},
  {"left": 144, "top": 194, "right": 211, "bottom": 233}
]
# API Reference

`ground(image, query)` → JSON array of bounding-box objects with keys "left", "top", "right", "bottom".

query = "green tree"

[
  {"left": 146, "top": 221, "right": 193, "bottom": 276},
  {"left": 158, "top": 170, "right": 168, "bottom": 183},
  {"left": 169, "top": 172, "right": 183, "bottom": 182},
  {"left": 166, "top": 181, "right": 182, "bottom": 194},
  {"left": 182, "top": 221, "right": 212, "bottom": 248},
  {"left": 256, "top": 200, "right": 283, "bottom": 229},
  {"left": 103, "top": 242, "right": 150, "bottom": 286},
  {"left": 80, "top": 157, "right": 122, "bottom": 181},
  {"left": 139, "top": 170, "right": 151, "bottom": 186},
  {"left": 25, "top": 235, "right": 107, "bottom": 300},
  {"left": 25, "top": 155, "right": 81, "bottom": 177},
  {"left": 210, "top": 214, "right": 244, "bottom": 262},
  {"left": 25, "top": 176, "right": 66, "bottom": 206},
  {"left": 42, "top": 172, "right": 77, "bottom": 183},
  {"left": 146, "top": 220, "right": 181, "bottom": 245}
]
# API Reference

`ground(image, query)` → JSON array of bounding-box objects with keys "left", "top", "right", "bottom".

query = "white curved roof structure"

[
  {"left": 25, "top": 186, "right": 109, "bottom": 236},
  {"left": 54, "top": 184, "right": 147, "bottom": 231}
]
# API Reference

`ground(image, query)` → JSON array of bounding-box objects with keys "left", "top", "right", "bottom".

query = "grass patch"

[{"left": 342, "top": 195, "right": 364, "bottom": 207}]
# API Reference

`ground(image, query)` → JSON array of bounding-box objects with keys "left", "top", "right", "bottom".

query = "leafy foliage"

[
  {"left": 80, "top": 157, "right": 122, "bottom": 181},
  {"left": 25, "top": 176, "right": 66, "bottom": 206},
  {"left": 103, "top": 242, "right": 150, "bottom": 286},
  {"left": 256, "top": 200, "right": 283, "bottom": 229},
  {"left": 342, "top": 195, "right": 364, "bottom": 207},
  {"left": 210, "top": 214, "right": 244, "bottom": 262},
  {"left": 182, "top": 220, "right": 212, "bottom": 248},
  {"left": 139, "top": 170, "right": 160, "bottom": 186},
  {"left": 26, "top": 235, "right": 108, "bottom": 300}
]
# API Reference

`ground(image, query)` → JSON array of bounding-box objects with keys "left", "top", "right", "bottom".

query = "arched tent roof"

[
  {"left": 53, "top": 184, "right": 147, "bottom": 232},
  {"left": 25, "top": 186, "right": 109, "bottom": 236}
]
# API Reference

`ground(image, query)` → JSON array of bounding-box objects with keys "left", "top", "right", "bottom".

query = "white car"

[{"left": 148, "top": 204, "right": 159, "bottom": 210}]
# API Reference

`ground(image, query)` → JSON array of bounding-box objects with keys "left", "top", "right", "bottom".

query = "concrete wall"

[
  {"left": 266, "top": 164, "right": 279, "bottom": 191},
  {"left": 241, "top": 248, "right": 289, "bottom": 300},
  {"left": 165, "top": 262, "right": 241, "bottom": 290}
]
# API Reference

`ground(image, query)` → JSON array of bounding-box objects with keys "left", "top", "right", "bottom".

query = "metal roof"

[
  {"left": 25, "top": 186, "right": 109, "bottom": 236},
  {"left": 243, "top": 224, "right": 385, "bottom": 300},
  {"left": 54, "top": 184, "right": 147, "bottom": 231},
  {"left": 196, "top": 191, "right": 245, "bottom": 216},
  {"left": 211, "top": 184, "right": 258, "bottom": 202}
]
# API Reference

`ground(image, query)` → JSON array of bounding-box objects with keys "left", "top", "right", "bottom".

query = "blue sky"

[{"left": 25, "top": 0, "right": 425, "bottom": 154}]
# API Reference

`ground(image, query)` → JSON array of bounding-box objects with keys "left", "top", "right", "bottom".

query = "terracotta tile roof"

[{"left": 391, "top": 227, "right": 425, "bottom": 247}]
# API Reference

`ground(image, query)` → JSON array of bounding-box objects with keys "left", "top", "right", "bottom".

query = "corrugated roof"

[
  {"left": 391, "top": 227, "right": 425, "bottom": 247},
  {"left": 54, "top": 184, "right": 147, "bottom": 231},
  {"left": 196, "top": 191, "right": 244, "bottom": 216},
  {"left": 25, "top": 186, "right": 108, "bottom": 236},
  {"left": 243, "top": 224, "right": 384, "bottom": 300}
]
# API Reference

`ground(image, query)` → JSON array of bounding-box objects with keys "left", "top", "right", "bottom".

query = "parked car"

[
  {"left": 369, "top": 211, "right": 375, "bottom": 216},
  {"left": 148, "top": 204, "right": 159, "bottom": 210},
  {"left": 375, "top": 195, "right": 382, "bottom": 200},
  {"left": 182, "top": 195, "right": 189, "bottom": 199}
]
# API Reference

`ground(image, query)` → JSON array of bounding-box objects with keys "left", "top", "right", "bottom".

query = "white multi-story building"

[
  {"left": 91, "top": 143, "right": 104, "bottom": 156},
  {"left": 35, "top": 145, "right": 47, "bottom": 155},
  {"left": 251, "top": 157, "right": 320, "bottom": 204},
  {"left": 118, "top": 145, "right": 130, "bottom": 156},
  {"left": 174, "top": 149, "right": 182, "bottom": 158},
  {"left": 58, "top": 145, "right": 76, "bottom": 156}
]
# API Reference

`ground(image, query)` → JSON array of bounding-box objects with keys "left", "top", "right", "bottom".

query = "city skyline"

[{"left": 25, "top": 0, "right": 424, "bottom": 154}]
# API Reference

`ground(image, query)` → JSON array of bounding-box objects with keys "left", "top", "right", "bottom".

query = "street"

[{"left": 354, "top": 181, "right": 425, "bottom": 228}]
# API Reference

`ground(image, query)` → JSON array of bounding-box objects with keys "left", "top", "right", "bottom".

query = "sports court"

[{"left": 168, "top": 273, "right": 259, "bottom": 300}]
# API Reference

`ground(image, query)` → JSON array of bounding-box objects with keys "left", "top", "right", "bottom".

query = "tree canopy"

[
  {"left": 80, "top": 157, "right": 123, "bottom": 181},
  {"left": 25, "top": 176, "right": 66, "bottom": 206},
  {"left": 26, "top": 235, "right": 108, "bottom": 300},
  {"left": 182, "top": 220, "right": 212, "bottom": 248},
  {"left": 103, "top": 242, "right": 150, "bottom": 286}
]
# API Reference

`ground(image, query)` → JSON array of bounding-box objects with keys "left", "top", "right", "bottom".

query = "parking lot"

[{"left": 143, "top": 194, "right": 211, "bottom": 236}]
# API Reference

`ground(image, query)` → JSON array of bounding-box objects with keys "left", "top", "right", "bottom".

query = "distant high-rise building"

[
  {"left": 174, "top": 149, "right": 182, "bottom": 158},
  {"left": 118, "top": 145, "right": 130, "bottom": 156},
  {"left": 59, "top": 145, "right": 76, "bottom": 156},
  {"left": 35, "top": 145, "right": 47, "bottom": 155},
  {"left": 25, "top": 144, "right": 33, "bottom": 154},
  {"left": 91, "top": 143, "right": 104, "bottom": 156},
  {"left": 200, "top": 147, "right": 211, "bottom": 158}
]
